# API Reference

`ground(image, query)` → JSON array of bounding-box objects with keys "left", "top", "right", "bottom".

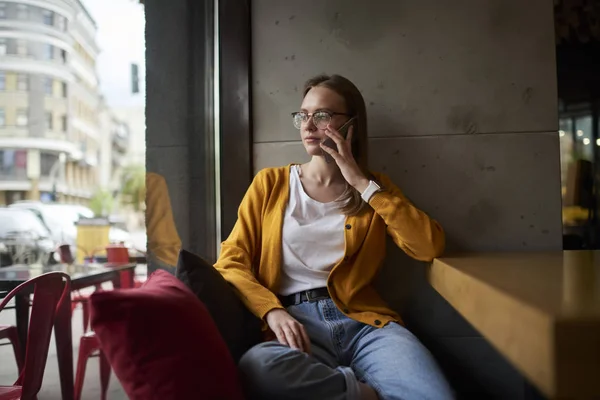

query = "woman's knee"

[{"left": 238, "top": 341, "right": 301, "bottom": 393}]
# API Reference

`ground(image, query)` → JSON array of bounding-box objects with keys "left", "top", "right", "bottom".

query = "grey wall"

[{"left": 252, "top": 0, "right": 561, "bottom": 398}]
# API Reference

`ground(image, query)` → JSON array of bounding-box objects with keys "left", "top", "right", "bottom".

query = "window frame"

[
  {"left": 16, "top": 74, "right": 28, "bottom": 91},
  {"left": 16, "top": 108, "right": 28, "bottom": 127}
]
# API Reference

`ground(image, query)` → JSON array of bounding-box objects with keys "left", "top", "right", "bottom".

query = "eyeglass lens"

[{"left": 293, "top": 112, "right": 331, "bottom": 129}]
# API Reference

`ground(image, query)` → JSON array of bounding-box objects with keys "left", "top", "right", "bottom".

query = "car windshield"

[{"left": 0, "top": 210, "right": 50, "bottom": 238}]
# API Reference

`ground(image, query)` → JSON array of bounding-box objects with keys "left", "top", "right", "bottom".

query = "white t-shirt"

[{"left": 278, "top": 165, "right": 346, "bottom": 296}]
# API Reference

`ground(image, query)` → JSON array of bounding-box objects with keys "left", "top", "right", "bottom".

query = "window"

[
  {"left": 16, "top": 39, "right": 27, "bottom": 57},
  {"left": 61, "top": 81, "right": 67, "bottom": 98},
  {"left": 61, "top": 115, "right": 67, "bottom": 132},
  {"left": 44, "top": 44, "right": 53, "bottom": 60},
  {"left": 44, "top": 77, "right": 53, "bottom": 95},
  {"left": 45, "top": 112, "right": 53, "bottom": 130},
  {"left": 60, "top": 49, "right": 66, "bottom": 63},
  {"left": 17, "top": 4, "right": 28, "bottom": 20},
  {"left": 0, "top": 108, "right": 5, "bottom": 127},
  {"left": 42, "top": 10, "right": 54, "bottom": 26},
  {"left": 40, "top": 152, "right": 58, "bottom": 177},
  {"left": 0, "top": 72, "right": 5, "bottom": 91},
  {"left": 17, "top": 74, "right": 28, "bottom": 91},
  {"left": 16, "top": 109, "right": 28, "bottom": 127},
  {"left": 0, "top": 3, "right": 6, "bottom": 19},
  {"left": 56, "top": 15, "right": 66, "bottom": 31},
  {"left": 0, "top": 38, "right": 5, "bottom": 55}
]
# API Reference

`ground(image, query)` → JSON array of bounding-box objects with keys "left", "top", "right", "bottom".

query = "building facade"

[
  {"left": 98, "top": 99, "right": 129, "bottom": 193},
  {"left": 0, "top": 0, "right": 102, "bottom": 205}
]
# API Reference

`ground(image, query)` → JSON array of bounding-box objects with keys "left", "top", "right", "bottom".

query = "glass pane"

[{"left": 574, "top": 115, "right": 593, "bottom": 161}]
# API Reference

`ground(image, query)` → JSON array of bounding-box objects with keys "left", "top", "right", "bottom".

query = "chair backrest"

[{"left": 0, "top": 272, "right": 70, "bottom": 398}]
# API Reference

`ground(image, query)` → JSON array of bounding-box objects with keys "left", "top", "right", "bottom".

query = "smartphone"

[{"left": 321, "top": 117, "right": 356, "bottom": 164}]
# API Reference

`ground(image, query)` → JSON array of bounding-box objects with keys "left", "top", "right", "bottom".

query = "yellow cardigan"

[{"left": 214, "top": 164, "right": 445, "bottom": 328}]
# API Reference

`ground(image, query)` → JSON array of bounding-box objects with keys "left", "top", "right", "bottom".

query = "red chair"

[
  {"left": 0, "top": 272, "right": 71, "bottom": 400},
  {"left": 57, "top": 244, "right": 100, "bottom": 332},
  {"left": 106, "top": 244, "right": 147, "bottom": 288},
  {"left": 74, "top": 244, "right": 136, "bottom": 400},
  {"left": 0, "top": 326, "right": 23, "bottom": 375},
  {"left": 74, "top": 332, "right": 111, "bottom": 400}
]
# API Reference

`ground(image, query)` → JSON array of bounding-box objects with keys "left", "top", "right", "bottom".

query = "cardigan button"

[
  {"left": 374, "top": 319, "right": 382, "bottom": 326},
  {"left": 343, "top": 308, "right": 350, "bottom": 314},
  {"left": 345, "top": 224, "right": 352, "bottom": 230}
]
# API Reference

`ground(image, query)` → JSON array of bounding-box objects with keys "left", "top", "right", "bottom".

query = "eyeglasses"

[{"left": 291, "top": 111, "right": 351, "bottom": 130}]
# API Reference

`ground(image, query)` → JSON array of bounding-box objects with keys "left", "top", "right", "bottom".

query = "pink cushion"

[{"left": 90, "top": 270, "right": 244, "bottom": 400}]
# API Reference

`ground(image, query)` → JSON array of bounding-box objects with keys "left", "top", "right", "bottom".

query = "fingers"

[
  {"left": 320, "top": 142, "right": 341, "bottom": 161},
  {"left": 325, "top": 125, "right": 345, "bottom": 144},
  {"left": 276, "top": 321, "right": 311, "bottom": 353},
  {"left": 282, "top": 325, "right": 301, "bottom": 350},
  {"left": 274, "top": 328, "right": 289, "bottom": 348}
]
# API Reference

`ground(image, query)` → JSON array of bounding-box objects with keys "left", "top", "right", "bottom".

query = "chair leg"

[
  {"left": 74, "top": 336, "right": 96, "bottom": 400},
  {"left": 99, "top": 349, "right": 111, "bottom": 400},
  {"left": 6, "top": 327, "right": 24, "bottom": 374},
  {"left": 82, "top": 301, "right": 90, "bottom": 333}
]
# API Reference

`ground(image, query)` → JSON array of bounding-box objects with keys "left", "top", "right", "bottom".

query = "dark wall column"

[
  {"left": 145, "top": 0, "right": 218, "bottom": 267},
  {"left": 218, "top": 0, "right": 253, "bottom": 241}
]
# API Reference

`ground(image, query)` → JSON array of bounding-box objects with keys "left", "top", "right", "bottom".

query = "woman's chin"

[{"left": 304, "top": 145, "right": 324, "bottom": 157}]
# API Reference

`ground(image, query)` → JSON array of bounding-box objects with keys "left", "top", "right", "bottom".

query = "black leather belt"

[{"left": 280, "top": 287, "right": 330, "bottom": 307}]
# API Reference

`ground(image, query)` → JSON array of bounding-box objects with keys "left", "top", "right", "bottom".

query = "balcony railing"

[{"left": 0, "top": 168, "right": 27, "bottom": 181}]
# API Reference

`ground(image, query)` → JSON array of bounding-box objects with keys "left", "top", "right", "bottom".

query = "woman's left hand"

[{"left": 320, "top": 125, "right": 370, "bottom": 193}]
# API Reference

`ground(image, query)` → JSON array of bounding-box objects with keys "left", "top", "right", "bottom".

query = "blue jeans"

[{"left": 239, "top": 298, "right": 454, "bottom": 400}]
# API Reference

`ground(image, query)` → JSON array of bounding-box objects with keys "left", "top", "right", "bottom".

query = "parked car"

[
  {"left": 0, "top": 241, "right": 11, "bottom": 267},
  {"left": 0, "top": 208, "right": 56, "bottom": 267},
  {"left": 8, "top": 202, "right": 133, "bottom": 248}
]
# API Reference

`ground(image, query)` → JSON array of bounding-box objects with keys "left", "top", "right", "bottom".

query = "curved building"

[{"left": 0, "top": 0, "right": 101, "bottom": 204}]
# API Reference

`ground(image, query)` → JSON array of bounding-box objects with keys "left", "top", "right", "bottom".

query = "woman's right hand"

[{"left": 265, "top": 308, "right": 311, "bottom": 353}]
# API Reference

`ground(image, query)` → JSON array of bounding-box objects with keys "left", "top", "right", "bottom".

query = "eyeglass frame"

[{"left": 291, "top": 110, "right": 352, "bottom": 130}]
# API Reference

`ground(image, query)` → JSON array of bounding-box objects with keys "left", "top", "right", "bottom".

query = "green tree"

[
  {"left": 120, "top": 164, "right": 146, "bottom": 211},
  {"left": 90, "top": 189, "right": 115, "bottom": 217}
]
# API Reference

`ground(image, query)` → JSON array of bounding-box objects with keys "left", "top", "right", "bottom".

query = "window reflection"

[{"left": 560, "top": 102, "right": 600, "bottom": 246}]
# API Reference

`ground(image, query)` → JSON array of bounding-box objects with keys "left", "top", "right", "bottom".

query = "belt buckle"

[
  {"left": 305, "top": 290, "right": 315, "bottom": 303},
  {"left": 304, "top": 290, "right": 319, "bottom": 303}
]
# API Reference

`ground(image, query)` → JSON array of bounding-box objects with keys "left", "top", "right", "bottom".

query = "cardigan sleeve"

[
  {"left": 214, "top": 170, "right": 284, "bottom": 319},
  {"left": 368, "top": 172, "right": 445, "bottom": 262}
]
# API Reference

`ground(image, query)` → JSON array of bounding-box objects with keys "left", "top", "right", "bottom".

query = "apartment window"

[
  {"left": 0, "top": 3, "right": 6, "bottom": 19},
  {"left": 61, "top": 81, "right": 67, "bottom": 98},
  {"left": 17, "top": 4, "right": 28, "bottom": 20},
  {"left": 0, "top": 72, "right": 5, "bottom": 91},
  {"left": 40, "top": 152, "right": 58, "bottom": 177},
  {"left": 0, "top": 109, "right": 5, "bottom": 127},
  {"left": 60, "top": 49, "right": 66, "bottom": 63},
  {"left": 56, "top": 15, "right": 66, "bottom": 31},
  {"left": 16, "top": 109, "right": 28, "bottom": 127},
  {"left": 61, "top": 115, "right": 67, "bottom": 132},
  {"left": 44, "top": 44, "right": 53, "bottom": 60},
  {"left": 44, "top": 77, "right": 53, "bottom": 95},
  {"left": 42, "top": 10, "right": 54, "bottom": 26},
  {"left": 45, "top": 112, "right": 53, "bottom": 130},
  {"left": 17, "top": 74, "right": 28, "bottom": 91},
  {"left": 0, "top": 39, "right": 6, "bottom": 56},
  {"left": 16, "top": 39, "right": 27, "bottom": 57}
]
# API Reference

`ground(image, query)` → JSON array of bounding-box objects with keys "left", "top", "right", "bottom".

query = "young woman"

[{"left": 215, "top": 74, "right": 453, "bottom": 400}]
